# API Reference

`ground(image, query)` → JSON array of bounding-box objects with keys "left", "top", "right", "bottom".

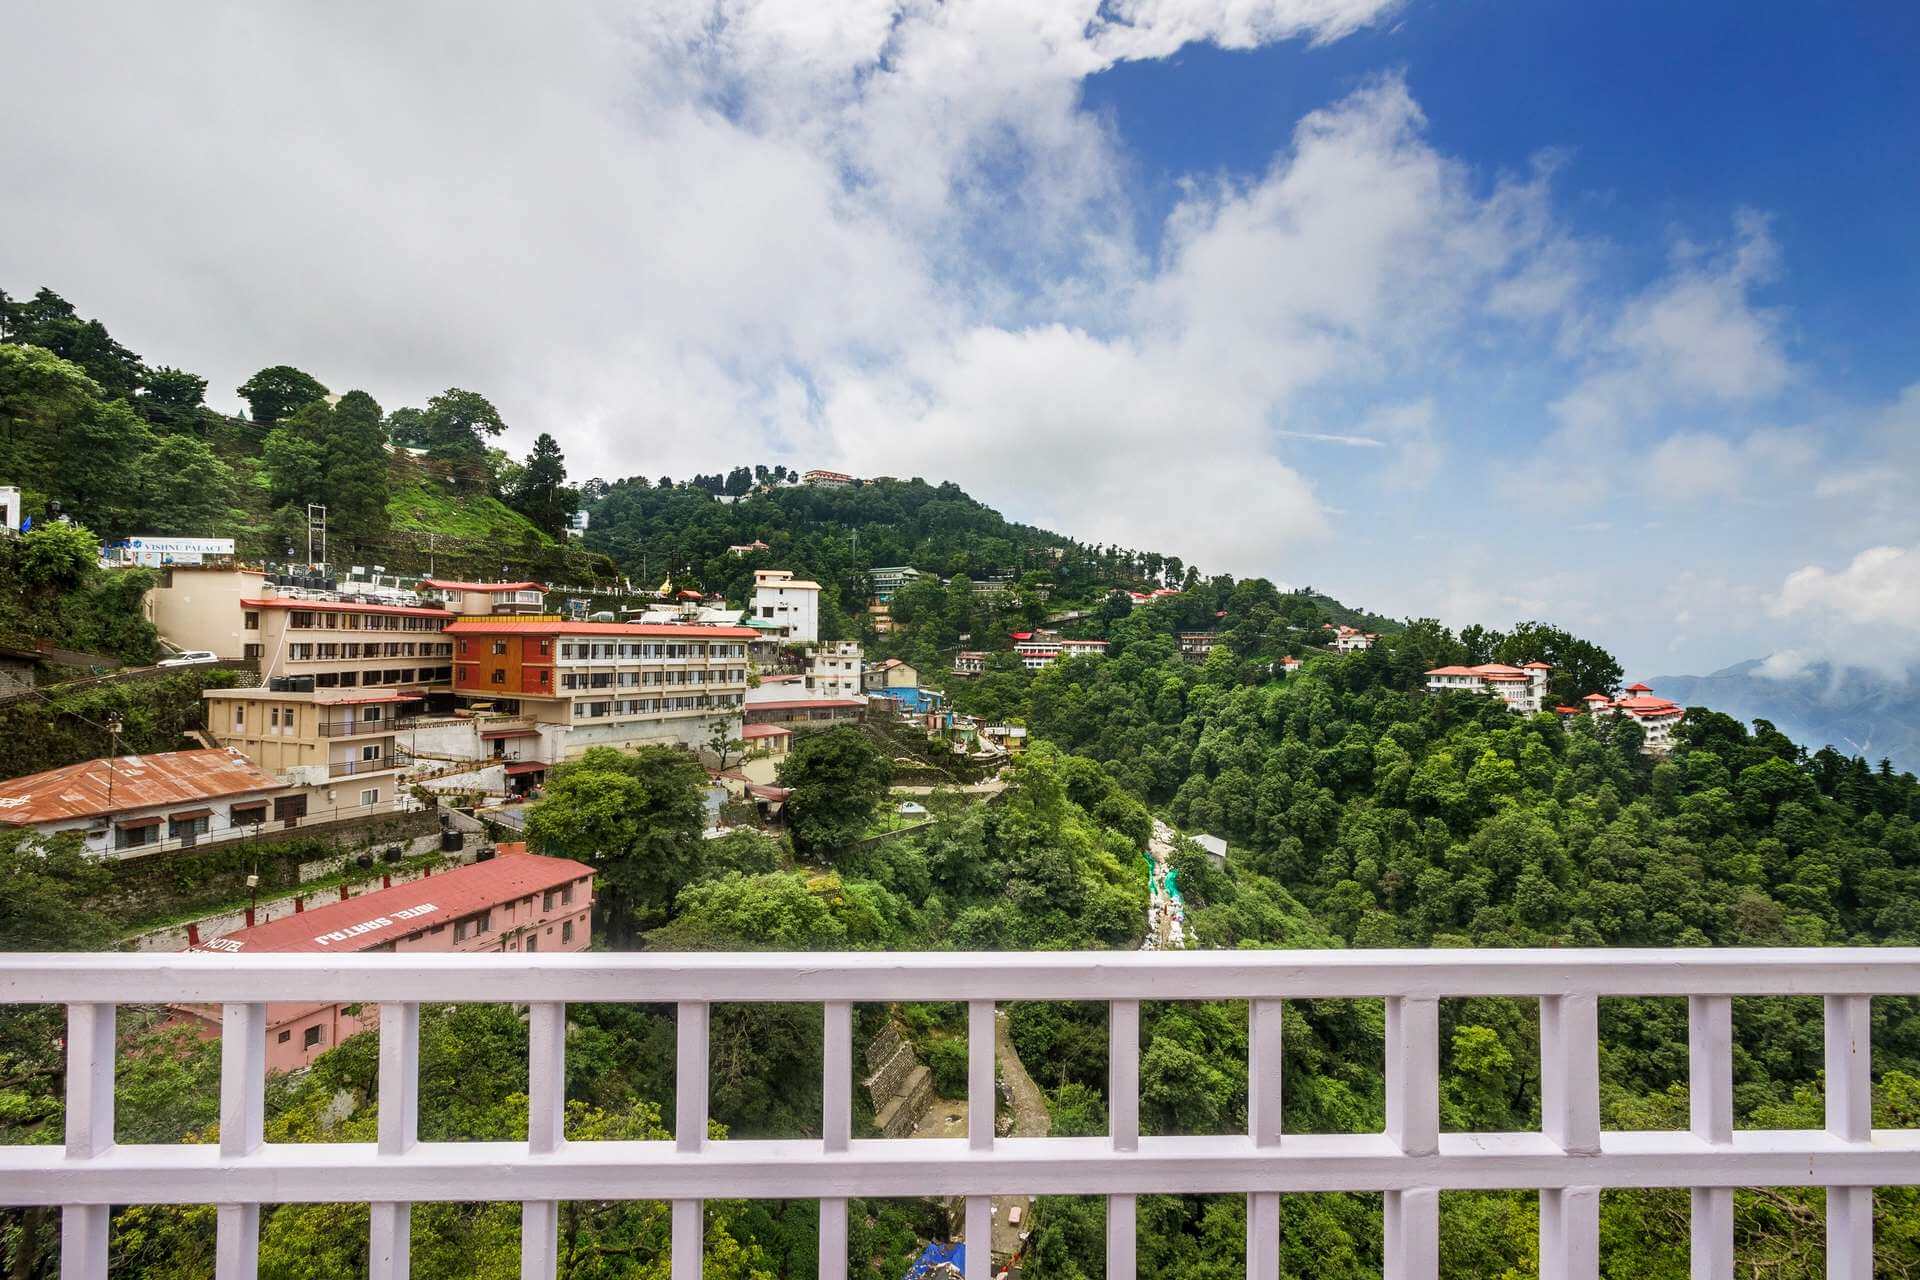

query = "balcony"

[
  {"left": 9, "top": 948, "right": 1919, "bottom": 1279},
  {"left": 315, "top": 720, "right": 392, "bottom": 737},
  {"left": 327, "top": 755, "right": 397, "bottom": 777}
]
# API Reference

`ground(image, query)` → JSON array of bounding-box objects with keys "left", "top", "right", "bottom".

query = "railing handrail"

[
  {"left": 14, "top": 946, "right": 1916, "bottom": 1280},
  {"left": 2, "top": 946, "right": 1917, "bottom": 1004}
]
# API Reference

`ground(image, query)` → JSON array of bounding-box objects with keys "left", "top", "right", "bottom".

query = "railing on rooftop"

[{"left": 5, "top": 948, "right": 1918, "bottom": 1279}]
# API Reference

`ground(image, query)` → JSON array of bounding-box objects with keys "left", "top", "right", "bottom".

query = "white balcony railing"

[{"left": 7, "top": 948, "right": 1920, "bottom": 1279}]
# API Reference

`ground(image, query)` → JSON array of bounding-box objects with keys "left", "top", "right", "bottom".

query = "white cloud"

[
  {"left": 1641, "top": 426, "right": 1818, "bottom": 503},
  {"left": 1770, "top": 545, "right": 1920, "bottom": 674}
]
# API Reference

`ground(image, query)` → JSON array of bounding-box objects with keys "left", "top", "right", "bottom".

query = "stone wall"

[{"left": 863, "top": 1020, "right": 936, "bottom": 1140}]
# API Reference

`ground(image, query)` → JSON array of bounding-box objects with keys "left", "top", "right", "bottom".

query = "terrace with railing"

[{"left": 4, "top": 948, "right": 1916, "bottom": 1279}]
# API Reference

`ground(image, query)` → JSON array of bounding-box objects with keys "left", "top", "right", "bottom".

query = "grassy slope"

[{"left": 386, "top": 466, "right": 554, "bottom": 545}]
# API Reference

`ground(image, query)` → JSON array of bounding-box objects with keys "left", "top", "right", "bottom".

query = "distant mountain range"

[{"left": 1646, "top": 659, "right": 1920, "bottom": 773}]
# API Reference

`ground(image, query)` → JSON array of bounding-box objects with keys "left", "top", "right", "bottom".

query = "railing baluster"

[
  {"left": 522, "top": 1001, "right": 566, "bottom": 1280},
  {"left": 820, "top": 1001, "right": 851, "bottom": 1280},
  {"left": 1108, "top": 998, "right": 1139, "bottom": 1280},
  {"left": 1825, "top": 995, "right": 1873, "bottom": 1279},
  {"left": 217, "top": 1003, "right": 266, "bottom": 1280},
  {"left": 1539, "top": 994, "right": 1599, "bottom": 1280},
  {"left": 1248, "top": 998, "right": 1283, "bottom": 1280},
  {"left": 674, "top": 1001, "right": 709, "bottom": 1280},
  {"left": 964, "top": 1195, "right": 992, "bottom": 1280},
  {"left": 1385, "top": 996, "right": 1438, "bottom": 1280},
  {"left": 369, "top": 1001, "right": 418, "bottom": 1280},
  {"left": 61, "top": 1002, "right": 114, "bottom": 1280},
  {"left": 968, "top": 1000, "right": 995, "bottom": 1150},
  {"left": 1688, "top": 995, "right": 1733, "bottom": 1280}
]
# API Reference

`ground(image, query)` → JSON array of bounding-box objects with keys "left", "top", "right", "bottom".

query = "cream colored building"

[{"left": 143, "top": 566, "right": 270, "bottom": 660}]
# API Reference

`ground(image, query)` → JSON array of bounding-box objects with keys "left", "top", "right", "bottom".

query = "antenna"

[{"left": 306, "top": 503, "right": 328, "bottom": 568}]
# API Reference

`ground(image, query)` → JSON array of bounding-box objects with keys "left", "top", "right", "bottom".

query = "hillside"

[{"left": 1650, "top": 658, "right": 1920, "bottom": 773}]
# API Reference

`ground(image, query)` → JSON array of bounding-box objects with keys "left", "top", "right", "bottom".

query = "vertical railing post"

[
  {"left": 521, "top": 1001, "right": 567, "bottom": 1280},
  {"left": 61, "top": 1003, "right": 115, "bottom": 1280},
  {"left": 1687, "top": 996, "right": 1733, "bottom": 1280},
  {"left": 1384, "top": 996, "right": 1439, "bottom": 1280},
  {"left": 217, "top": 1003, "right": 267, "bottom": 1280},
  {"left": 965, "top": 1000, "right": 995, "bottom": 1280},
  {"left": 1108, "top": 998, "right": 1139, "bottom": 1280},
  {"left": 1825, "top": 995, "right": 1873, "bottom": 1279},
  {"left": 673, "top": 1001, "right": 709, "bottom": 1280},
  {"left": 370, "top": 1002, "right": 419, "bottom": 1280},
  {"left": 819, "top": 1001, "right": 852, "bottom": 1280},
  {"left": 1539, "top": 994, "right": 1599, "bottom": 1280},
  {"left": 1247, "top": 999, "right": 1283, "bottom": 1280}
]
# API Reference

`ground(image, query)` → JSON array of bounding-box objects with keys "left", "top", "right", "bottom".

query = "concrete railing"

[{"left": 5, "top": 948, "right": 1919, "bottom": 1279}]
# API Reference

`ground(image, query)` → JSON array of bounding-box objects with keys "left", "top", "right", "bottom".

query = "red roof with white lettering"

[{"left": 194, "top": 850, "right": 593, "bottom": 954}]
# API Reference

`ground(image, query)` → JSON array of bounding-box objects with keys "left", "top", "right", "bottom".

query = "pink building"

[{"left": 166, "top": 847, "right": 594, "bottom": 1073}]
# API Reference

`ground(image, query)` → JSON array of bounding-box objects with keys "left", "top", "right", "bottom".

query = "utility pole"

[
  {"left": 306, "top": 503, "right": 328, "bottom": 569},
  {"left": 103, "top": 712, "right": 124, "bottom": 850}
]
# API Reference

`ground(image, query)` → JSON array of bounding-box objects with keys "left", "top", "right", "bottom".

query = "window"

[
  {"left": 168, "top": 814, "right": 210, "bottom": 840},
  {"left": 542, "top": 889, "right": 558, "bottom": 911},
  {"left": 233, "top": 705, "right": 246, "bottom": 729},
  {"left": 242, "top": 643, "right": 262, "bottom": 660},
  {"left": 562, "top": 883, "right": 575, "bottom": 905},
  {"left": 492, "top": 640, "right": 508, "bottom": 656},
  {"left": 453, "top": 911, "right": 492, "bottom": 943},
  {"left": 526, "top": 935, "right": 539, "bottom": 953},
  {"left": 491, "top": 669, "right": 506, "bottom": 684},
  {"left": 232, "top": 804, "right": 267, "bottom": 827},
  {"left": 562, "top": 921, "right": 574, "bottom": 944},
  {"left": 537, "top": 640, "right": 550, "bottom": 656},
  {"left": 359, "top": 788, "right": 379, "bottom": 807},
  {"left": 303, "top": 1026, "right": 323, "bottom": 1049},
  {"left": 278, "top": 1029, "right": 291, "bottom": 1044}
]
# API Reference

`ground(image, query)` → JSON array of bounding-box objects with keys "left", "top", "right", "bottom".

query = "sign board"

[{"left": 102, "top": 536, "right": 236, "bottom": 566}]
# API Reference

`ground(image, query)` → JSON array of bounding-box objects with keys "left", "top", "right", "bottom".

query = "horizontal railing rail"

[{"left": 2, "top": 947, "right": 1915, "bottom": 1280}]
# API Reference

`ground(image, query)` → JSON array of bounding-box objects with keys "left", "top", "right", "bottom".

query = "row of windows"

[
  {"left": 286, "top": 641, "right": 452, "bottom": 661},
  {"left": 573, "top": 693, "right": 743, "bottom": 719},
  {"left": 316, "top": 666, "right": 450, "bottom": 689},
  {"left": 559, "top": 668, "right": 746, "bottom": 691},
  {"left": 280, "top": 612, "right": 446, "bottom": 632},
  {"left": 556, "top": 641, "right": 747, "bottom": 661}
]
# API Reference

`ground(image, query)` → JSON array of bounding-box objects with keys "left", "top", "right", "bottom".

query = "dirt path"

[{"left": 990, "top": 1009, "right": 1049, "bottom": 1265}]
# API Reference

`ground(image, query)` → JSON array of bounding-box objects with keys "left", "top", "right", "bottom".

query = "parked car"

[{"left": 157, "top": 650, "right": 218, "bottom": 667}]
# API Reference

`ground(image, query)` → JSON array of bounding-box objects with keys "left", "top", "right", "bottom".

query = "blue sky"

[{"left": 5, "top": 1, "right": 1918, "bottom": 678}]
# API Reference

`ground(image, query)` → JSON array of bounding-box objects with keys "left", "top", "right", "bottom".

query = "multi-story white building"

[
  {"left": 1577, "top": 682, "right": 1686, "bottom": 753},
  {"left": 805, "top": 641, "right": 863, "bottom": 698},
  {"left": 751, "top": 569, "right": 820, "bottom": 644},
  {"left": 953, "top": 651, "right": 989, "bottom": 676},
  {"left": 801, "top": 469, "right": 855, "bottom": 488},
  {"left": 868, "top": 566, "right": 923, "bottom": 602},
  {"left": 1013, "top": 635, "right": 1108, "bottom": 670},
  {"left": 1328, "top": 624, "right": 1378, "bottom": 652},
  {"left": 1423, "top": 662, "right": 1553, "bottom": 714},
  {"left": 445, "top": 619, "right": 753, "bottom": 754}
]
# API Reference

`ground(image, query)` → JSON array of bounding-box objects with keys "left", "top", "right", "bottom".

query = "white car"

[{"left": 157, "top": 650, "right": 218, "bottom": 667}]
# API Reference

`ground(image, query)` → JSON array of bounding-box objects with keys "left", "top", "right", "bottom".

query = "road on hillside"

[{"left": 992, "top": 1008, "right": 1049, "bottom": 1264}]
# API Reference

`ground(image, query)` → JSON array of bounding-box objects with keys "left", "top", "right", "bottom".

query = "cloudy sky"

[{"left": 5, "top": 1, "right": 1917, "bottom": 678}]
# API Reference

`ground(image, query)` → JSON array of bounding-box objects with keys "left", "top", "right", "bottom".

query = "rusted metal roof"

[{"left": 0, "top": 749, "right": 283, "bottom": 826}]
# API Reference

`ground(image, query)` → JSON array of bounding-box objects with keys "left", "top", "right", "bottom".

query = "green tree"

[
  {"left": 524, "top": 746, "right": 711, "bottom": 942},
  {"left": 236, "top": 365, "right": 329, "bottom": 425},
  {"left": 776, "top": 726, "right": 892, "bottom": 860},
  {"left": 139, "top": 434, "right": 236, "bottom": 534},
  {"left": 510, "top": 431, "right": 577, "bottom": 539}
]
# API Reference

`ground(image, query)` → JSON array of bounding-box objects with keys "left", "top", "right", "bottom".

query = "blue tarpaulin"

[{"left": 905, "top": 1241, "right": 965, "bottom": 1278}]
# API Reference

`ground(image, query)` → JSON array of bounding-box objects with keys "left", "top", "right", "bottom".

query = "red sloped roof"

[
  {"left": 740, "top": 723, "right": 791, "bottom": 739},
  {"left": 0, "top": 749, "right": 282, "bottom": 825},
  {"left": 1424, "top": 665, "right": 1481, "bottom": 676},
  {"left": 194, "top": 851, "right": 593, "bottom": 954},
  {"left": 1625, "top": 681, "right": 1653, "bottom": 692}
]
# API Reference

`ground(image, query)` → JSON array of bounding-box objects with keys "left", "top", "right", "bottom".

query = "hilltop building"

[
  {"left": 868, "top": 566, "right": 924, "bottom": 602},
  {"left": 952, "top": 651, "right": 989, "bottom": 676},
  {"left": 750, "top": 569, "right": 820, "bottom": 644},
  {"left": 1327, "top": 624, "right": 1378, "bottom": 652},
  {"left": 1013, "top": 634, "right": 1108, "bottom": 669},
  {"left": 1279, "top": 656, "right": 1302, "bottom": 674},
  {"left": 863, "top": 658, "right": 918, "bottom": 692},
  {"left": 1423, "top": 662, "right": 1553, "bottom": 714},
  {"left": 801, "top": 469, "right": 854, "bottom": 488},
  {"left": 1179, "top": 632, "right": 1219, "bottom": 659},
  {"left": 1573, "top": 682, "right": 1686, "bottom": 752},
  {"left": 727, "top": 540, "right": 771, "bottom": 556},
  {"left": 169, "top": 848, "right": 592, "bottom": 1072},
  {"left": 419, "top": 579, "right": 548, "bottom": 615}
]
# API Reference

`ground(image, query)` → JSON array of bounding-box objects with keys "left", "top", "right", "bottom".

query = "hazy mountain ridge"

[{"left": 1647, "top": 658, "right": 1920, "bottom": 772}]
